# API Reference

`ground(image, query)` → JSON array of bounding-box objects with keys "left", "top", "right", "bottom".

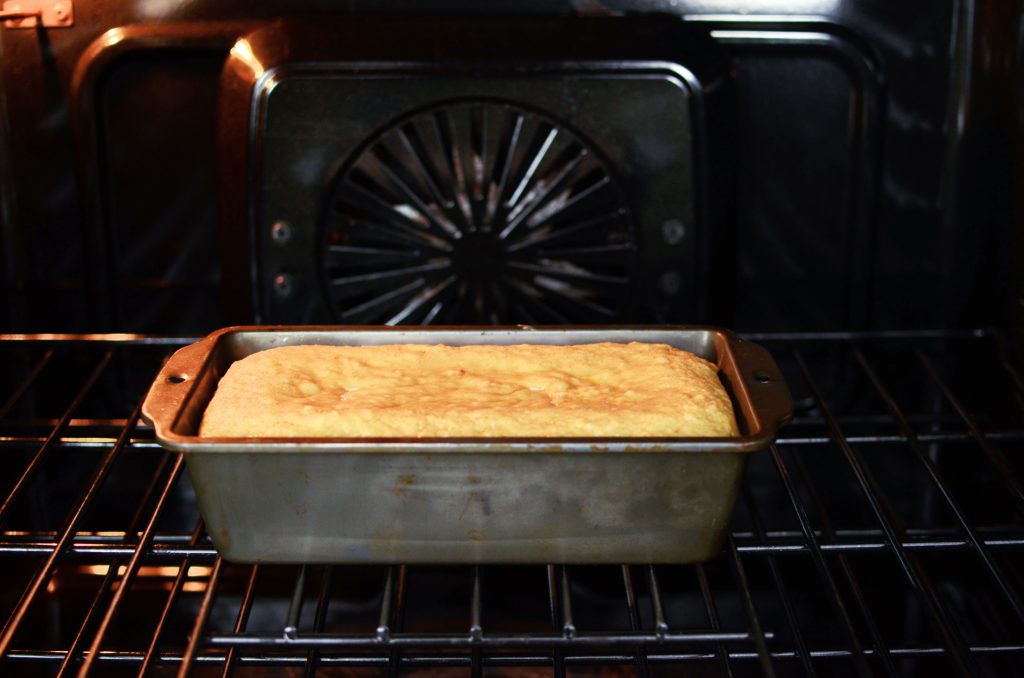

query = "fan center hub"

[{"left": 452, "top": 230, "right": 507, "bottom": 283}]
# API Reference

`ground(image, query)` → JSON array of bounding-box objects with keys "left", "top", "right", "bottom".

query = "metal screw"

[
  {"left": 273, "top": 273, "right": 294, "bottom": 298},
  {"left": 53, "top": 3, "right": 67, "bottom": 20},
  {"left": 661, "top": 219, "right": 685, "bottom": 245},
  {"left": 271, "top": 220, "right": 292, "bottom": 245},
  {"left": 659, "top": 272, "right": 681, "bottom": 295}
]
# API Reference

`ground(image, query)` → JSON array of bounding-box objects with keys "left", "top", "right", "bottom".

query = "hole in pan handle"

[
  {"left": 731, "top": 339, "right": 794, "bottom": 440},
  {"left": 141, "top": 332, "right": 220, "bottom": 440}
]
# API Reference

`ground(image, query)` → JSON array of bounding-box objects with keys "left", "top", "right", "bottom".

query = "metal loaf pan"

[{"left": 142, "top": 326, "right": 792, "bottom": 564}]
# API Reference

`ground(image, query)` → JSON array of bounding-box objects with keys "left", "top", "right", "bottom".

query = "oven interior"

[{"left": 1, "top": 1, "right": 1023, "bottom": 676}]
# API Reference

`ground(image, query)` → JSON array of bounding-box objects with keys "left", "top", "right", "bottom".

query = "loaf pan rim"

[{"left": 141, "top": 324, "right": 793, "bottom": 455}]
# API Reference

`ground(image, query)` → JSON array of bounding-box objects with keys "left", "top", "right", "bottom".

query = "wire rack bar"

[
  {"left": 770, "top": 444, "right": 896, "bottom": 676},
  {"left": 620, "top": 565, "right": 651, "bottom": 678},
  {"left": 696, "top": 558, "right": 735, "bottom": 675},
  {"left": 57, "top": 451, "right": 176, "bottom": 677},
  {"left": 0, "top": 350, "right": 113, "bottom": 527},
  {"left": 7, "top": 643, "right": 1024, "bottom": 666},
  {"left": 0, "top": 334, "right": 198, "bottom": 344},
  {"left": 389, "top": 564, "right": 408, "bottom": 678},
  {"left": 645, "top": 566, "right": 669, "bottom": 636},
  {"left": 471, "top": 565, "right": 483, "bottom": 677},
  {"left": 176, "top": 556, "right": 223, "bottom": 678},
  {"left": 5, "top": 530, "right": 1024, "bottom": 558},
  {"left": 741, "top": 483, "right": 820, "bottom": 678},
  {"left": 2, "top": 429, "right": 1022, "bottom": 452},
  {"left": 726, "top": 534, "right": 777, "bottom": 677},
  {"left": 546, "top": 564, "right": 567, "bottom": 678},
  {"left": 559, "top": 566, "right": 575, "bottom": 639},
  {"left": 852, "top": 344, "right": 1024, "bottom": 623},
  {"left": 0, "top": 396, "right": 142, "bottom": 658},
  {"left": 221, "top": 564, "right": 261, "bottom": 677},
  {"left": 0, "top": 348, "right": 54, "bottom": 419},
  {"left": 77, "top": 454, "right": 186, "bottom": 676},
  {"left": 916, "top": 349, "right": 1024, "bottom": 510},
  {"left": 284, "top": 564, "right": 309, "bottom": 639},
  {"left": 139, "top": 518, "right": 206, "bottom": 677},
  {"left": 303, "top": 565, "right": 334, "bottom": 677},
  {"left": 204, "top": 629, "right": 761, "bottom": 648},
  {"left": 794, "top": 350, "right": 980, "bottom": 676}
]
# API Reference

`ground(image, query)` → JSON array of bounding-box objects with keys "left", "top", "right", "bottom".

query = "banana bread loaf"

[{"left": 199, "top": 342, "right": 739, "bottom": 438}]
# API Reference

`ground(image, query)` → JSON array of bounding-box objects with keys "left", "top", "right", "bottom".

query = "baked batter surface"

[{"left": 199, "top": 343, "right": 739, "bottom": 438}]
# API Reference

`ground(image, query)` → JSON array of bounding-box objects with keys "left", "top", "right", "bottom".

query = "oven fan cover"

[
  {"left": 322, "top": 101, "right": 634, "bottom": 325},
  {"left": 234, "top": 50, "right": 717, "bottom": 325}
]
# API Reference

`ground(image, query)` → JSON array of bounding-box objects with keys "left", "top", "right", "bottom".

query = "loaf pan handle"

[
  {"left": 730, "top": 337, "right": 794, "bottom": 441},
  {"left": 141, "top": 331, "right": 220, "bottom": 443}
]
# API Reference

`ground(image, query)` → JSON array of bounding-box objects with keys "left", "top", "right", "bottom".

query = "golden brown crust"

[{"left": 199, "top": 343, "right": 739, "bottom": 438}]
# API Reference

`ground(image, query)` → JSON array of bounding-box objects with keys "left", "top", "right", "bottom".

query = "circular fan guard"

[{"left": 322, "top": 101, "right": 634, "bottom": 324}]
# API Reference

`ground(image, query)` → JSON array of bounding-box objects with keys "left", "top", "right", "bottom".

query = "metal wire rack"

[{"left": 0, "top": 330, "right": 1022, "bottom": 677}]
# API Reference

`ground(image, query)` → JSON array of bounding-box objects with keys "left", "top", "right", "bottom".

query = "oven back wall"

[{"left": 0, "top": 0, "right": 1014, "bottom": 334}]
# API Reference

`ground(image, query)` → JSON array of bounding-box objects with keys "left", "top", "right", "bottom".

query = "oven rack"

[{"left": 0, "top": 330, "right": 1021, "bottom": 677}]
